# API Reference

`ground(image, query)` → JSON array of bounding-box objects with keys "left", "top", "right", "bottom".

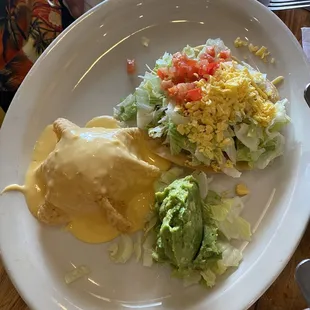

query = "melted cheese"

[
  {"left": 85, "top": 115, "right": 120, "bottom": 129},
  {"left": 3, "top": 116, "right": 170, "bottom": 244},
  {"left": 85, "top": 115, "right": 171, "bottom": 171},
  {"left": 27, "top": 125, "right": 57, "bottom": 216}
]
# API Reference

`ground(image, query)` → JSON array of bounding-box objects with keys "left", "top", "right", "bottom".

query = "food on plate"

[
  {"left": 153, "top": 176, "right": 204, "bottom": 268},
  {"left": 37, "top": 118, "right": 161, "bottom": 230},
  {"left": 254, "top": 46, "right": 270, "bottom": 60},
  {"left": 150, "top": 173, "right": 251, "bottom": 287},
  {"left": 141, "top": 36, "right": 150, "bottom": 47},
  {"left": 127, "top": 59, "right": 136, "bottom": 74},
  {"left": 271, "top": 76, "right": 284, "bottom": 86},
  {"left": 234, "top": 37, "right": 274, "bottom": 63},
  {"left": 109, "top": 171, "right": 251, "bottom": 287},
  {"left": 64, "top": 265, "right": 90, "bottom": 284},
  {"left": 3, "top": 116, "right": 171, "bottom": 243},
  {"left": 2, "top": 114, "right": 252, "bottom": 288},
  {"left": 2, "top": 39, "right": 276, "bottom": 289},
  {"left": 235, "top": 183, "right": 249, "bottom": 196},
  {"left": 114, "top": 38, "right": 290, "bottom": 177},
  {"left": 234, "top": 37, "right": 248, "bottom": 48}
]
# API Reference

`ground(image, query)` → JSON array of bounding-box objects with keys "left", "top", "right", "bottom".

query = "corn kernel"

[
  {"left": 234, "top": 37, "right": 248, "bottom": 48},
  {"left": 255, "top": 46, "right": 267, "bottom": 57},
  {"left": 236, "top": 183, "right": 249, "bottom": 196},
  {"left": 248, "top": 43, "right": 259, "bottom": 53}
]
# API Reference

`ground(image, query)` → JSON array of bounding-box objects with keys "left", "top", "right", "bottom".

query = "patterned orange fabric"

[{"left": 0, "top": 0, "right": 65, "bottom": 126}]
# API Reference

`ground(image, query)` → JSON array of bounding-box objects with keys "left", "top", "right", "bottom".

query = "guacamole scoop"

[{"left": 153, "top": 176, "right": 203, "bottom": 268}]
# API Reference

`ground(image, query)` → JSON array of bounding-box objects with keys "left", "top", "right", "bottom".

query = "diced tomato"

[
  {"left": 172, "top": 52, "right": 183, "bottom": 63},
  {"left": 168, "top": 83, "right": 195, "bottom": 103},
  {"left": 198, "top": 59, "right": 209, "bottom": 76},
  {"left": 206, "top": 62, "right": 219, "bottom": 75},
  {"left": 186, "top": 88, "right": 202, "bottom": 101},
  {"left": 219, "top": 50, "right": 231, "bottom": 60},
  {"left": 199, "top": 59, "right": 209, "bottom": 67},
  {"left": 158, "top": 49, "right": 221, "bottom": 95},
  {"left": 199, "top": 53, "right": 215, "bottom": 63},
  {"left": 206, "top": 46, "right": 216, "bottom": 57},
  {"left": 168, "top": 86, "right": 178, "bottom": 97},
  {"left": 126, "top": 59, "right": 136, "bottom": 74},
  {"left": 161, "top": 79, "right": 174, "bottom": 90},
  {"left": 157, "top": 68, "right": 166, "bottom": 79},
  {"left": 186, "top": 59, "right": 197, "bottom": 67},
  {"left": 171, "top": 53, "right": 200, "bottom": 83},
  {"left": 198, "top": 59, "right": 220, "bottom": 76}
]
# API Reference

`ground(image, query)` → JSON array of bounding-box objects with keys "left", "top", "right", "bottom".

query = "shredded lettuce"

[
  {"left": 183, "top": 271, "right": 202, "bottom": 287},
  {"left": 155, "top": 52, "right": 173, "bottom": 69},
  {"left": 255, "top": 133, "right": 285, "bottom": 169},
  {"left": 166, "top": 102, "right": 189, "bottom": 125},
  {"left": 205, "top": 190, "right": 222, "bottom": 205},
  {"left": 160, "top": 167, "right": 184, "bottom": 184},
  {"left": 142, "top": 231, "right": 156, "bottom": 267},
  {"left": 114, "top": 71, "right": 166, "bottom": 127},
  {"left": 154, "top": 167, "right": 184, "bottom": 192},
  {"left": 198, "top": 38, "right": 229, "bottom": 58},
  {"left": 167, "top": 122, "right": 189, "bottom": 155},
  {"left": 200, "top": 269, "right": 217, "bottom": 287},
  {"left": 208, "top": 195, "right": 251, "bottom": 241},
  {"left": 269, "top": 99, "right": 291, "bottom": 132},
  {"left": 194, "top": 149, "right": 211, "bottom": 166},
  {"left": 114, "top": 38, "right": 290, "bottom": 175},
  {"left": 108, "top": 234, "right": 134, "bottom": 263},
  {"left": 217, "top": 241, "right": 243, "bottom": 267},
  {"left": 136, "top": 88, "right": 154, "bottom": 128},
  {"left": 234, "top": 104, "right": 287, "bottom": 170},
  {"left": 192, "top": 171, "right": 211, "bottom": 199},
  {"left": 148, "top": 123, "right": 167, "bottom": 139},
  {"left": 144, "top": 213, "right": 158, "bottom": 235},
  {"left": 224, "top": 140, "right": 237, "bottom": 164},
  {"left": 134, "top": 233, "right": 143, "bottom": 262},
  {"left": 222, "top": 166, "right": 242, "bottom": 178},
  {"left": 209, "top": 202, "right": 230, "bottom": 222},
  {"left": 182, "top": 45, "right": 197, "bottom": 59},
  {"left": 64, "top": 265, "right": 90, "bottom": 285},
  {"left": 172, "top": 268, "right": 202, "bottom": 287},
  {"left": 113, "top": 94, "right": 137, "bottom": 121},
  {"left": 234, "top": 123, "right": 262, "bottom": 152},
  {"left": 211, "top": 260, "right": 227, "bottom": 275},
  {"left": 142, "top": 74, "right": 163, "bottom": 101},
  {"left": 218, "top": 216, "right": 252, "bottom": 241},
  {"left": 236, "top": 144, "right": 265, "bottom": 164}
]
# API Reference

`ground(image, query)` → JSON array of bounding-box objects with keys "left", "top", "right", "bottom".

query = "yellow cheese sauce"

[
  {"left": 3, "top": 116, "right": 170, "bottom": 244},
  {"left": 85, "top": 115, "right": 120, "bottom": 129}
]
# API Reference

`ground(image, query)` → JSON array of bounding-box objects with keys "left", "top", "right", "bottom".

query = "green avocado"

[
  {"left": 152, "top": 176, "right": 203, "bottom": 268},
  {"left": 193, "top": 224, "right": 222, "bottom": 269}
]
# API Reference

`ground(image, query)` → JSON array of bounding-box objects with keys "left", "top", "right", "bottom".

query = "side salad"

[
  {"left": 109, "top": 169, "right": 251, "bottom": 288},
  {"left": 114, "top": 38, "right": 290, "bottom": 177}
]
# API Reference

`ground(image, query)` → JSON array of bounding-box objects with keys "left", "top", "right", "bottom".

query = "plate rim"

[{"left": 1, "top": 0, "right": 310, "bottom": 309}]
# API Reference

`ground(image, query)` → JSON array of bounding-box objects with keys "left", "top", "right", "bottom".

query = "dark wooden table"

[{"left": 1, "top": 8, "right": 310, "bottom": 310}]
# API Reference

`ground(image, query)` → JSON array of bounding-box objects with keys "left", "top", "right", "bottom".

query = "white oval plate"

[{"left": 1, "top": 0, "right": 310, "bottom": 309}]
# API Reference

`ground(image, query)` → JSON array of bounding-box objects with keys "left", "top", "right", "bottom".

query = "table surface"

[{"left": 1, "top": 7, "right": 310, "bottom": 310}]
